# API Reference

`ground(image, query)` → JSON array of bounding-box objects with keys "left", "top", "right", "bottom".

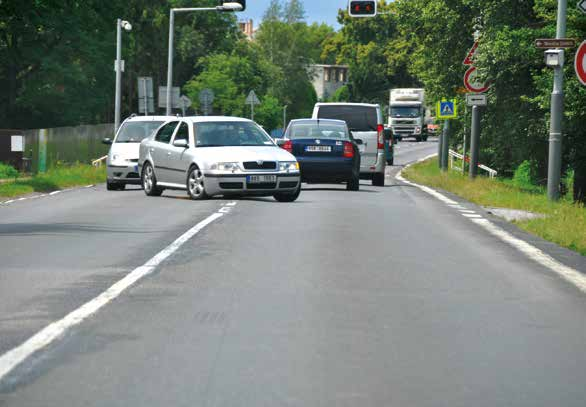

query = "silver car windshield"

[
  {"left": 116, "top": 121, "right": 164, "bottom": 143},
  {"left": 288, "top": 123, "right": 349, "bottom": 140},
  {"left": 195, "top": 122, "right": 275, "bottom": 147}
]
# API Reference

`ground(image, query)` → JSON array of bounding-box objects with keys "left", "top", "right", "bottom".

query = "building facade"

[{"left": 309, "top": 64, "right": 350, "bottom": 101}]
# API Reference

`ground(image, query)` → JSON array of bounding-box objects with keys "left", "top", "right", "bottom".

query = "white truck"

[{"left": 388, "top": 88, "right": 427, "bottom": 142}]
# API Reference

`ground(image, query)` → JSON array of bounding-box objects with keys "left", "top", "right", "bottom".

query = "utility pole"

[
  {"left": 547, "top": 0, "right": 567, "bottom": 200},
  {"left": 114, "top": 20, "right": 132, "bottom": 132},
  {"left": 283, "top": 105, "right": 288, "bottom": 131},
  {"left": 469, "top": 106, "right": 481, "bottom": 179}
]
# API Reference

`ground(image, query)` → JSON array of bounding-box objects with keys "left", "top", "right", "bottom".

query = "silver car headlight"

[
  {"left": 210, "top": 162, "right": 240, "bottom": 172},
  {"left": 279, "top": 161, "right": 299, "bottom": 172},
  {"left": 110, "top": 154, "right": 127, "bottom": 166}
]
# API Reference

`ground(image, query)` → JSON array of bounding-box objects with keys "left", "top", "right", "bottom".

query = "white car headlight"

[
  {"left": 279, "top": 161, "right": 299, "bottom": 172},
  {"left": 211, "top": 162, "right": 240, "bottom": 172}
]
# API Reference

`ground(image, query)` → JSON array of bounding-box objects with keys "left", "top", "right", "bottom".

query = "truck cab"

[{"left": 388, "top": 88, "right": 427, "bottom": 142}]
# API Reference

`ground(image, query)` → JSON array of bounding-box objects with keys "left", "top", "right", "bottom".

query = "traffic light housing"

[
  {"left": 348, "top": 1, "right": 377, "bottom": 17},
  {"left": 218, "top": 1, "right": 246, "bottom": 12}
]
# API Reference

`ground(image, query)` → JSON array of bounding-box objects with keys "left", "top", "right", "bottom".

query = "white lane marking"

[
  {"left": 49, "top": 191, "right": 61, "bottom": 196},
  {"left": 4, "top": 200, "right": 15, "bottom": 204},
  {"left": 0, "top": 209, "right": 228, "bottom": 382},
  {"left": 462, "top": 214, "right": 483, "bottom": 218},
  {"left": 396, "top": 154, "right": 586, "bottom": 294},
  {"left": 226, "top": 201, "right": 237, "bottom": 207},
  {"left": 472, "top": 219, "right": 586, "bottom": 292},
  {"left": 459, "top": 210, "right": 477, "bottom": 214}
]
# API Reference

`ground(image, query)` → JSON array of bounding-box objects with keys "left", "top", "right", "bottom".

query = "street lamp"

[
  {"left": 165, "top": 1, "right": 245, "bottom": 115},
  {"left": 114, "top": 19, "right": 132, "bottom": 133}
]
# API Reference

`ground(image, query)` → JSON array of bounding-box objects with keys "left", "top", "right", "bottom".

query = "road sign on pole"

[
  {"left": 463, "top": 41, "right": 491, "bottom": 93},
  {"left": 575, "top": 41, "right": 586, "bottom": 85},
  {"left": 246, "top": 90, "right": 261, "bottom": 121},
  {"left": 199, "top": 89, "right": 214, "bottom": 115},
  {"left": 535, "top": 38, "right": 576, "bottom": 48},
  {"left": 578, "top": 0, "right": 586, "bottom": 13},
  {"left": 138, "top": 77, "right": 155, "bottom": 115},
  {"left": 158, "top": 86, "right": 181, "bottom": 109},
  {"left": 437, "top": 100, "right": 457, "bottom": 119},
  {"left": 466, "top": 93, "right": 487, "bottom": 107},
  {"left": 179, "top": 95, "right": 192, "bottom": 116}
]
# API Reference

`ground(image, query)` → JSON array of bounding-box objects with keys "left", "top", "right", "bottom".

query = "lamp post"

[
  {"left": 283, "top": 105, "right": 288, "bottom": 131},
  {"left": 114, "top": 19, "right": 132, "bottom": 133},
  {"left": 547, "top": 0, "right": 567, "bottom": 201},
  {"left": 165, "top": 2, "right": 244, "bottom": 115}
]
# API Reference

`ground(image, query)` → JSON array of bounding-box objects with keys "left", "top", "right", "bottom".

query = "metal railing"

[
  {"left": 92, "top": 155, "right": 108, "bottom": 167},
  {"left": 449, "top": 149, "right": 497, "bottom": 178}
]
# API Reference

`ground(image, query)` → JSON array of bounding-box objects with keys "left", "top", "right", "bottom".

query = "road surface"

[{"left": 1, "top": 139, "right": 586, "bottom": 407}]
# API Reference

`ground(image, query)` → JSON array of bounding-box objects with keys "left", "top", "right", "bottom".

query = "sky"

[{"left": 239, "top": 0, "right": 349, "bottom": 29}]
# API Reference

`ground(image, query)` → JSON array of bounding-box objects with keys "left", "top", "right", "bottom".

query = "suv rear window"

[{"left": 317, "top": 106, "right": 378, "bottom": 132}]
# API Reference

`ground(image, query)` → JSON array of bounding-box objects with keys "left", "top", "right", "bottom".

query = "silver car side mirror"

[{"left": 173, "top": 139, "right": 189, "bottom": 148}]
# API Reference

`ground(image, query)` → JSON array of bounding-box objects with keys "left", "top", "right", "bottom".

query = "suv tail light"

[
  {"left": 343, "top": 141, "right": 354, "bottom": 158},
  {"left": 281, "top": 140, "right": 293, "bottom": 153},
  {"left": 377, "top": 124, "right": 384, "bottom": 150}
]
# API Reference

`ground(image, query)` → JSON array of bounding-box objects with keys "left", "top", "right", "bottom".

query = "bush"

[
  {"left": 512, "top": 160, "right": 538, "bottom": 190},
  {"left": 0, "top": 163, "right": 19, "bottom": 179}
]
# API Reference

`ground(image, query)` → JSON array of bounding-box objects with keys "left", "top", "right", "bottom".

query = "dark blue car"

[{"left": 278, "top": 119, "right": 361, "bottom": 191}]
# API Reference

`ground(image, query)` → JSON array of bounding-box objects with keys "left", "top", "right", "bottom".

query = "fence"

[
  {"left": 449, "top": 149, "right": 498, "bottom": 178},
  {"left": 20, "top": 123, "right": 114, "bottom": 173}
]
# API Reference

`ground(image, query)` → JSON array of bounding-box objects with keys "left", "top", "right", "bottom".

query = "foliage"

[
  {"left": 0, "top": 163, "right": 19, "bottom": 179},
  {"left": 512, "top": 160, "right": 539, "bottom": 191},
  {"left": 404, "top": 158, "right": 586, "bottom": 256}
]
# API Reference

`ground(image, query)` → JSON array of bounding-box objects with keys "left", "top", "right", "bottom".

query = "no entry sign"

[{"left": 575, "top": 41, "right": 586, "bottom": 86}]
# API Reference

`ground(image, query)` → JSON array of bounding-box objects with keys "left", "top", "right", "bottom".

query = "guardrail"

[
  {"left": 92, "top": 155, "right": 108, "bottom": 167},
  {"left": 449, "top": 149, "right": 497, "bottom": 178}
]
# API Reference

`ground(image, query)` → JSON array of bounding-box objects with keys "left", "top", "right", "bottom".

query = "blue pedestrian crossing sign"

[{"left": 437, "top": 99, "right": 458, "bottom": 119}]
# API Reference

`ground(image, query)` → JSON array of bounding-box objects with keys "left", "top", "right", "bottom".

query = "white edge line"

[
  {"left": 0, "top": 211, "right": 224, "bottom": 381},
  {"left": 49, "top": 191, "right": 61, "bottom": 196},
  {"left": 396, "top": 154, "right": 586, "bottom": 293}
]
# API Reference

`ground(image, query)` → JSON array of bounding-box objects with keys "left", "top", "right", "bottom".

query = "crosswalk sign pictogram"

[{"left": 437, "top": 100, "right": 457, "bottom": 119}]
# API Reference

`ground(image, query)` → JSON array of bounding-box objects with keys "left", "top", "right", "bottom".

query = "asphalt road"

[{"left": 1, "top": 139, "right": 586, "bottom": 407}]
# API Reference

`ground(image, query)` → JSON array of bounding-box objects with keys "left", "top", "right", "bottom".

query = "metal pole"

[
  {"left": 469, "top": 105, "right": 480, "bottom": 179},
  {"left": 166, "top": 10, "right": 175, "bottom": 116},
  {"left": 114, "top": 19, "right": 122, "bottom": 132},
  {"left": 547, "top": 0, "right": 567, "bottom": 201},
  {"left": 438, "top": 124, "right": 443, "bottom": 169},
  {"left": 283, "top": 105, "right": 288, "bottom": 130},
  {"left": 143, "top": 79, "right": 148, "bottom": 116},
  {"left": 441, "top": 120, "right": 449, "bottom": 171},
  {"left": 462, "top": 105, "right": 468, "bottom": 174}
]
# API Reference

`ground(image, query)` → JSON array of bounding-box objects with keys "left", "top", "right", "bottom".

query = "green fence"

[{"left": 23, "top": 123, "right": 114, "bottom": 173}]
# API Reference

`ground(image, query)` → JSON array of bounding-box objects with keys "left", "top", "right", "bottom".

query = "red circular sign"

[
  {"left": 575, "top": 41, "right": 586, "bottom": 86},
  {"left": 463, "top": 67, "right": 491, "bottom": 93}
]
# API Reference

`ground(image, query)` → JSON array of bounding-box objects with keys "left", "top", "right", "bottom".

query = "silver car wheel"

[
  {"left": 143, "top": 165, "right": 154, "bottom": 192},
  {"left": 188, "top": 168, "right": 205, "bottom": 198}
]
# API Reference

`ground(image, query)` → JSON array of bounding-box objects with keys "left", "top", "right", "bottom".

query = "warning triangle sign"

[{"left": 442, "top": 104, "right": 454, "bottom": 115}]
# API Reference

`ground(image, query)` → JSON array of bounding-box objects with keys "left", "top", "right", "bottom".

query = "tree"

[{"left": 283, "top": 0, "right": 305, "bottom": 24}]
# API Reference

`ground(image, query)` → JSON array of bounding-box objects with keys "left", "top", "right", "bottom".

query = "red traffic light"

[{"left": 349, "top": 1, "right": 377, "bottom": 17}]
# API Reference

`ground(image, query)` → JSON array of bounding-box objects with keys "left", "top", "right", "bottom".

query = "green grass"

[
  {"left": 0, "top": 162, "right": 19, "bottom": 179},
  {"left": 403, "top": 158, "right": 586, "bottom": 256},
  {"left": 0, "top": 164, "right": 106, "bottom": 198}
]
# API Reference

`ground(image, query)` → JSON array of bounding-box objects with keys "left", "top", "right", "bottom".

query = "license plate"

[
  {"left": 305, "top": 145, "right": 332, "bottom": 152},
  {"left": 247, "top": 175, "right": 276, "bottom": 183}
]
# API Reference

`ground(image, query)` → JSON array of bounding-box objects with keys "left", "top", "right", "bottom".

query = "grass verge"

[
  {"left": 403, "top": 157, "right": 586, "bottom": 256},
  {"left": 0, "top": 165, "right": 106, "bottom": 198}
]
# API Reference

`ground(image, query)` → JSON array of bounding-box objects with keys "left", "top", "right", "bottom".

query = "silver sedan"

[{"left": 138, "top": 117, "right": 302, "bottom": 202}]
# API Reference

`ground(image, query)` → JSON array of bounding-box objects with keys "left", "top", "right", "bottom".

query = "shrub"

[
  {"left": 0, "top": 163, "right": 19, "bottom": 179},
  {"left": 512, "top": 160, "right": 538, "bottom": 190}
]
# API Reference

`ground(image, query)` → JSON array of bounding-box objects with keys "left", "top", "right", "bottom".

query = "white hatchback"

[
  {"left": 103, "top": 116, "right": 173, "bottom": 190},
  {"left": 138, "top": 117, "right": 302, "bottom": 202}
]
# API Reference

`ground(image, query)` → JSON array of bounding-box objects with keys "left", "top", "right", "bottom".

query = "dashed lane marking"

[
  {"left": 396, "top": 154, "right": 586, "bottom": 294},
  {"left": 0, "top": 202, "right": 237, "bottom": 382}
]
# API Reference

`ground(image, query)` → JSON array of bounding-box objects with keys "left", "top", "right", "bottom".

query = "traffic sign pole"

[
  {"left": 441, "top": 120, "right": 450, "bottom": 172},
  {"left": 547, "top": 0, "right": 568, "bottom": 201},
  {"left": 469, "top": 106, "right": 481, "bottom": 179}
]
